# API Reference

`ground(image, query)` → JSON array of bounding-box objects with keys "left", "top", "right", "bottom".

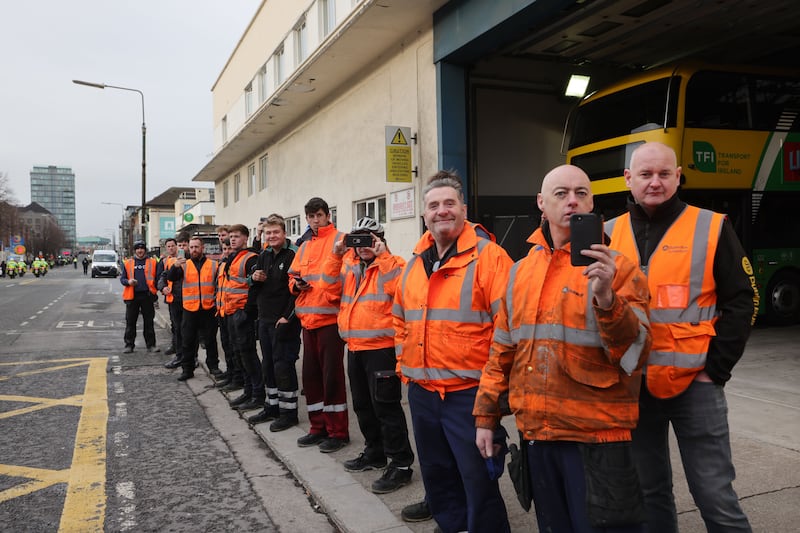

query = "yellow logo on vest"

[{"left": 741, "top": 256, "right": 754, "bottom": 276}]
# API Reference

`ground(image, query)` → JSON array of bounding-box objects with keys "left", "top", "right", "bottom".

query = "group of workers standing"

[{"left": 119, "top": 141, "right": 756, "bottom": 533}]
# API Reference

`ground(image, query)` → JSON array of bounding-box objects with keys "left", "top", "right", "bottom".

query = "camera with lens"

[{"left": 345, "top": 234, "right": 373, "bottom": 248}]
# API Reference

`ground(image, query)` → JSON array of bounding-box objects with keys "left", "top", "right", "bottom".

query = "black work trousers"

[
  {"left": 168, "top": 301, "right": 183, "bottom": 359},
  {"left": 348, "top": 347, "right": 414, "bottom": 466},
  {"left": 181, "top": 307, "right": 220, "bottom": 372},
  {"left": 258, "top": 320, "right": 300, "bottom": 416},
  {"left": 124, "top": 292, "right": 156, "bottom": 348},
  {"left": 227, "top": 309, "right": 264, "bottom": 400}
]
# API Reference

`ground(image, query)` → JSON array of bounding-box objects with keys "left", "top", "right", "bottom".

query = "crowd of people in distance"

[{"left": 119, "top": 143, "right": 757, "bottom": 532}]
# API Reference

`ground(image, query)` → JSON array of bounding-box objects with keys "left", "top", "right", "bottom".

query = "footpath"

[{"left": 155, "top": 308, "right": 800, "bottom": 532}]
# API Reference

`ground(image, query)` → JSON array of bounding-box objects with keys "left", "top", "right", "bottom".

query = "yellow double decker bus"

[{"left": 566, "top": 63, "right": 800, "bottom": 324}]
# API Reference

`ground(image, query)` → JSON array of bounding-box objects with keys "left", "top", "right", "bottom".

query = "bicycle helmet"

[{"left": 351, "top": 217, "right": 384, "bottom": 236}]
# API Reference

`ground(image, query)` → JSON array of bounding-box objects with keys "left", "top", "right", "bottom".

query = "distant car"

[{"left": 91, "top": 250, "right": 119, "bottom": 278}]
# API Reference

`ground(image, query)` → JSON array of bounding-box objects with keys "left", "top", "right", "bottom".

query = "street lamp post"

[{"left": 73, "top": 79, "right": 147, "bottom": 248}]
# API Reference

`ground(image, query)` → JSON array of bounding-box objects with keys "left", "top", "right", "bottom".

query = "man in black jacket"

[
  {"left": 249, "top": 214, "right": 301, "bottom": 432},
  {"left": 607, "top": 142, "right": 757, "bottom": 533}
]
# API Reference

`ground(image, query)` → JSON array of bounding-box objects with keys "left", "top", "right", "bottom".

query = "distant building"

[{"left": 30, "top": 165, "right": 76, "bottom": 248}]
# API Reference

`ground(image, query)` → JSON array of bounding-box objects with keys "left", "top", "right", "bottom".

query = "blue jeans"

[
  {"left": 632, "top": 379, "right": 751, "bottom": 533},
  {"left": 407, "top": 384, "right": 509, "bottom": 533}
]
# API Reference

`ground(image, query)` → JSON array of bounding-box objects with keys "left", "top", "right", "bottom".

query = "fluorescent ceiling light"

[{"left": 565, "top": 74, "right": 591, "bottom": 97}]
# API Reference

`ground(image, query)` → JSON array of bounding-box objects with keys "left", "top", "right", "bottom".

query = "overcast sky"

[{"left": 1, "top": 1, "right": 260, "bottom": 239}]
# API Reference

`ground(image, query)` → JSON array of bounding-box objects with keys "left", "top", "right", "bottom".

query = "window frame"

[
  {"left": 234, "top": 173, "right": 241, "bottom": 203},
  {"left": 259, "top": 155, "right": 268, "bottom": 190}
]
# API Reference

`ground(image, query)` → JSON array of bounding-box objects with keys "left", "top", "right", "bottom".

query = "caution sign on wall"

[{"left": 385, "top": 126, "right": 412, "bottom": 183}]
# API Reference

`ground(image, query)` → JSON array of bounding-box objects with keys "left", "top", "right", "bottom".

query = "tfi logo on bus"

[
  {"left": 784, "top": 142, "right": 800, "bottom": 182},
  {"left": 693, "top": 141, "right": 716, "bottom": 172}
]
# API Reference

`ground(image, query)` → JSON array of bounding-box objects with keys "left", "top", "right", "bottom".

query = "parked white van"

[{"left": 91, "top": 250, "right": 119, "bottom": 278}]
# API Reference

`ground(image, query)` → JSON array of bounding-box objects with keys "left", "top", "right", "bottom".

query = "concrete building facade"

[{"left": 30, "top": 165, "right": 77, "bottom": 248}]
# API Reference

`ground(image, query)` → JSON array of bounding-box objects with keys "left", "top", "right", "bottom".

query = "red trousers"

[{"left": 302, "top": 324, "right": 348, "bottom": 439}]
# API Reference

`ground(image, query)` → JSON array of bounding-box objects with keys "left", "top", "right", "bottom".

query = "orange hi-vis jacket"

[
  {"left": 123, "top": 258, "right": 158, "bottom": 301},
  {"left": 606, "top": 205, "right": 724, "bottom": 399},
  {"left": 163, "top": 256, "right": 177, "bottom": 303},
  {"left": 393, "top": 222, "right": 512, "bottom": 398},
  {"left": 182, "top": 258, "right": 219, "bottom": 312},
  {"left": 474, "top": 227, "right": 652, "bottom": 443},
  {"left": 222, "top": 250, "right": 257, "bottom": 315},
  {"left": 322, "top": 249, "right": 406, "bottom": 351},
  {"left": 216, "top": 259, "right": 227, "bottom": 317},
  {"left": 289, "top": 223, "right": 346, "bottom": 330}
]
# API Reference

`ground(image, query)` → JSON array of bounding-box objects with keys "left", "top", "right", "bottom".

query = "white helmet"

[{"left": 351, "top": 217, "right": 384, "bottom": 236}]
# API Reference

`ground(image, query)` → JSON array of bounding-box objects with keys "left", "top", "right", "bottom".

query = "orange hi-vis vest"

[
  {"left": 606, "top": 205, "right": 724, "bottom": 399},
  {"left": 163, "top": 256, "right": 177, "bottom": 303},
  {"left": 473, "top": 227, "right": 651, "bottom": 443},
  {"left": 322, "top": 251, "right": 406, "bottom": 351},
  {"left": 289, "top": 223, "right": 346, "bottom": 330},
  {"left": 123, "top": 258, "right": 157, "bottom": 301},
  {"left": 393, "top": 222, "right": 512, "bottom": 397},
  {"left": 222, "top": 250, "right": 257, "bottom": 315},
  {"left": 182, "top": 258, "right": 219, "bottom": 312},
  {"left": 216, "top": 259, "right": 227, "bottom": 317}
]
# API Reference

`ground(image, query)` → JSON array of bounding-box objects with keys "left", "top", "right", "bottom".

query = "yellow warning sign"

[
  {"left": 391, "top": 129, "right": 408, "bottom": 145},
  {"left": 385, "top": 126, "right": 412, "bottom": 183}
]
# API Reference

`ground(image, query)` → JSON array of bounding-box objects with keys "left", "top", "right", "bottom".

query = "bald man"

[
  {"left": 475, "top": 165, "right": 652, "bottom": 532},
  {"left": 607, "top": 142, "right": 756, "bottom": 533}
]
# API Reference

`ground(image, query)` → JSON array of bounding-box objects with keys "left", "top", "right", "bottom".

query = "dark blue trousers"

[{"left": 407, "top": 383, "right": 509, "bottom": 533}]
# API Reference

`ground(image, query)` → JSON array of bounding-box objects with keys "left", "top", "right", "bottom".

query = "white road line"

[
  {"left": 115, "top": 482, "right": 137, "bottom": 531},
  {"left": 111, "top": 366, "right": 122, "bottom": 375},
  {"left": 115, "top": 402, "right": 127, "bottom": 418},
  {"left": 728, "top": 391, "right": 800, "bottom": 411},
  {"left": 113, "top": 382, "right": 125, "bottom": 394},
  {"left": 28, "top": 316, "right": 37, "bottom": 320},
  {"left": 19, "top": 322, "right": 28, "bottom": 327},
  {"left": 36, "top": 310, "right": 43, "bottom": 314}
]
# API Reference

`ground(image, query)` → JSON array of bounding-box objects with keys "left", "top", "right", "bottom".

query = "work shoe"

[
  {"left": 401, "top": 501, "right": 432, "bottom": 522},
  {"left": 220, "top": 381, "right": 244, "bottom": 392},
  {"left": 147, "top": 346, "right": 161, "bottom": 353},
  {"left": 163, "top": 357, "right": 181, "bottom": 369},
  {"left": 318, "top": 437, "right": 349, "bottom": 454},
  {"left": 209, "top": 368, "right": 224, "bottom": 378},
  {"left": 371, "top": 466, "right": 413, "bottom": 494},
  {"left": 269, "top": 415, "right": 299, "bottom": 432},
  {"left": 297, "top": 432, "right": 327, "bottom": 448},
  {"left": 165, "top": 346, "right": 176, "bottom": 356},
  {"left": 228, "top": 394, "right": 251, "bottom": 407},
  {"left": 177, "top": 370, "right": 194, "bottom": 382},
  {"left": 343, "top": 453, "right": 387, "bottom": 473},
  {"left": 122, "top": 346, "right": 134, "bottom": 354},
  {"left": 248, "top": 407, "right": 279, "bottom": 424},
  {"left": 234, "top": 398, "right": 263, "bottom": 411}
]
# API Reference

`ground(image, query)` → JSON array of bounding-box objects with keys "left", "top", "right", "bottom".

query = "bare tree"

[{"left": 0, "top": 172, "right": 20, "bottom": 253}]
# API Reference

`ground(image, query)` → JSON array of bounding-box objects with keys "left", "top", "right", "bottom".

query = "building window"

[
  {"left": 259, "top": 155, "right": 268, "bottom": 190},
  {"left": 222, "top": 180, "right": 229, "bottom": 207},
  {"left": 273, "top": 45, "right": 285, "bottom": 88},
  {"left": 286, "top": 215, "right": 301, "bottom": 238},
  {"left": 245, "top": 83, "right": 254, "bottom": 116},
  {"left": 320, "top": 0, "right": 336, "bottom": 37},
  {"left": 330, "top": 206, "right": 337, "bottom": 228},
  {"left": 355, "top": 196, "right": 387, "bottom": 223},
  {"left": 234, "top": 173, "right": 241, "bottom": 202},
  {"left": 248, "top": 163, "right": 256, "bottom": 196},
  {"left": 221, "top": 116, "right": 228, "bottom": 143},
  {"left": 294, "top": 16, "right": 308, "bottom": 67},
  {"left": 258, "top": 65, "right": 268, "bottom": 103}
]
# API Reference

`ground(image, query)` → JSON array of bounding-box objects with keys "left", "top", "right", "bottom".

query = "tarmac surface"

[{"left": 156, "top": 307, "right": 800, "bottom": 532}]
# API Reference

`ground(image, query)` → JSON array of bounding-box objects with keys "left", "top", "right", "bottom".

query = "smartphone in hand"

[{"left": 570, "top": 213, "right": 603, "bottom": 267}]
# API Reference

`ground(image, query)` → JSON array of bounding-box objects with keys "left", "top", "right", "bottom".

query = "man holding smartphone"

[
  {"left": 474, "top": 164, "right": 652, "bottom": 532},
  {"left": 609, "top": 142, "right": 756, "bottom": 533}
]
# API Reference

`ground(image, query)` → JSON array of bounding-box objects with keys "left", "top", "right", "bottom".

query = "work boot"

[
  {"left": 248, "top": 407, "right": 279, "bottom": 424},
  {"left": 228, "top": 394, "right": 251, "bottom": 407},
  {"left": 343, "top": 453, "right": 387, "bottom": 472},
  {"left": 269, "top": 415, "right": 299, "bottom": 432},
  {"left": 209, "top": 368, "right": 224, "bottom": 378},
  {"left": 122, "top": 346, "right": 134, "bottom": 354},
  {"left": 220, "top": 381, "right": 244, "bottom": 392},
  {"left": 165, "top": 346, "right": 176, "bottom": 356},
  {"left": 297, "top": 432, "right": 327, "bottom": 448},
  {"left": 371, "top": 466, "right": 413, "bottom": 494},
  {"left": 177, "top": 370, "right": 194, "bottom": 382},
  {"left": 163, "top": 357, "right": 181, "bottom": 369},
  {"left": 318, "top": 437, "right": 349, "bottom": 454},
  {"left": 401, "top": 501, "right": 432, "bottom": 522},
  {"left": 234, "top": 398, "right": 264, "bottom": 411},
  {"left": 147, "top": 346, "right": 161, "bottom": 353}
]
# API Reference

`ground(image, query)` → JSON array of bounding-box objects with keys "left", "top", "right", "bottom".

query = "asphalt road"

[{"left": 0, "top": 267, "right": 332, "bottom": 532}]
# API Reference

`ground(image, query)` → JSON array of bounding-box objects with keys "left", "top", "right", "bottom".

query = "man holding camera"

[
  {"left": 322, "top": 217, "right": 415, "bottom": 494},
  {"left": 120, "top": 240, "right": 160, "bottom": 354},
  {"left": 474, "top": 164, "right": 651, "bottom": 532},
  {"left": 158, "top": 235, "right": 188, "bottom": 369},
  {"left": 288, "top": 197, "right": 349, "bottom": 453}
]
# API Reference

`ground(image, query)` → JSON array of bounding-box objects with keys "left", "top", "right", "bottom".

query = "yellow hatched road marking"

[{"left": 0, "top": 357, "right": 108, "bottom": 532}]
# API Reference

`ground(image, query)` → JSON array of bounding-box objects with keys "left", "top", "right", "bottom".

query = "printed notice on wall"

[
  {"left": 385, "top": 126, "right": 412, "bottom": 183},
  {"left": 390, "top": 188, "right": 415, "bottom": 220}
]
